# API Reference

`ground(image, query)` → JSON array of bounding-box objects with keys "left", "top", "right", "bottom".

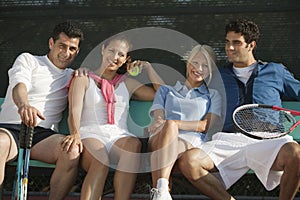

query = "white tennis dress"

[{"left": 79, "top": 78, "right": 135, "bottom": 152}]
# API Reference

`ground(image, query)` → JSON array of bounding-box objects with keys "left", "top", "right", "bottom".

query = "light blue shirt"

[{"left": 150, "top": 81, "right": 221, "bottom": 123}]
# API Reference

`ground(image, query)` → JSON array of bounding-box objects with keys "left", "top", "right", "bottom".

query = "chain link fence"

[{"left": 1, "top": 0, "right": 300, "bottom": 198}]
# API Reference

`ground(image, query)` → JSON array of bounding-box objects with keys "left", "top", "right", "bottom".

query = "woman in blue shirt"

[{"left": 148, "top": 44, "right": 223, "bottom": 200}]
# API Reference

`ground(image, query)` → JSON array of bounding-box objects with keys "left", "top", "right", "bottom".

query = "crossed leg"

[{"left": 177, "top": 148, "right": 234, "bottom": 200}]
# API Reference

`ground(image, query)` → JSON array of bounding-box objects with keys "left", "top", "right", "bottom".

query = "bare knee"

[
  {"left": 155, "top": 120, "right": 178, "bottom": 137},
  {"left": 284, "top": 143, "right": 300, "bottom": 172},
  {"left": 149, "top": 120, "right": 179, "bottom": 150},
  {"left": 178, "top": 149, "right": 202, "bottom": 179},
  {"left": 275, "top": 142, "right": 300, "bottom": 173},
  {"left": 68, "top": 144, "right": 81, "bottom": 159},
  {"left": 165, "top": 120, "right": 179, "bottom": 135},
  {"left": 0, "top": 132, "right": 17, "bottom": 161},
  {"left": 179, "top": 149, "right": 200, "bottom": 170},
  {"left": 121, "top": 137, "right": 142, "bottom": 153},
  {"left": 178, "top": 148, "right": 215, "bottom": 181},
  {"left": 59, "top": 144, "right": 80, "bottom": 169},
  {"left": 0, "top": 133, "right": 11, "bottom": 151}
]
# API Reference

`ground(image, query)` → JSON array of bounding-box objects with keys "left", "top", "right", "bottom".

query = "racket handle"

[
  {"left": 19, "top": 123, "right": 26, "bottom": 148},
  {"left": 25, "top": 126, "right": 34, "bottom": 149},
  {"left": 259, "top": 104, "right": 273, "bottom": 109}
]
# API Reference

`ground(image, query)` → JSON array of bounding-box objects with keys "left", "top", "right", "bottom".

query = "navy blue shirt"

[{"left": 221, "top": 61, "right": 300, "bottom": 132}]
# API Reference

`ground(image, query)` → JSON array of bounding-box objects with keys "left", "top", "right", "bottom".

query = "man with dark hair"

[
  {"left": 177, "top": 19, "right": 300, "bottom": 200},
  {"left": 0, "top": 21, "right": 84, "bottom": 200}
]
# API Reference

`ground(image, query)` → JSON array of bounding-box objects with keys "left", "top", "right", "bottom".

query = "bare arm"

[
  {"left": 141, "top": 61, "right": 164, "bottom": 91},
  {"left": 148, "top": 109, "right": 166, "bottom": 135},
  {"left": 127, "top": 61, "right": 164, "bottom": 101},
  {"left": 63, "top": 76, "right": 88, "bottom": 153},
  {"left": 173, "top": 113, "right": 220, "bottom": 133},
  {"left": 148, "top": 110, "right": 219, "bottom": 135},
  {"left": 12, "top": 83, "right": 45, "bottom": 127}
]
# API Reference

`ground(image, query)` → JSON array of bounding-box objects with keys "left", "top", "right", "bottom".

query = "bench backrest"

[
  {"left": 282, "top": 101, "right": 300, "bottom": 141},
  {"left": 0, "top": 97, "right": 153, "bottom": 138}
]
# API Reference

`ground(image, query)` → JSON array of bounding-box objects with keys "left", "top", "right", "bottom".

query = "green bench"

[
  {"left": 282, "top": 101, "right": 300, "bottom": 142},
  {"left": 0, "top": 98, "right": 153, "bottom": 169},
  {"left": 2, "top": 97, "right": 300, "bottom": 159},
  {"left": 1, "top": 97, "right": 300, "bottom": 197},
  {"left": 0, "top": 98, "right": 153, "bottom": 198},
  {"left": 2, "top": 98, "right": 299, "bottom": 169}
]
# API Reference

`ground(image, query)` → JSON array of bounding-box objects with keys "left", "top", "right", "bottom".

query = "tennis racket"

[
  {"left": 12, "top": 123, "right": 34, "bottom": 200},
  {"left": 233, "top": 104, "right": 300, "bottom": 139}
]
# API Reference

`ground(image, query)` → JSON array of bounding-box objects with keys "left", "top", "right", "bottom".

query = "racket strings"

[{"left": 234, "top": 107, "right": 294, "bottom": 138}]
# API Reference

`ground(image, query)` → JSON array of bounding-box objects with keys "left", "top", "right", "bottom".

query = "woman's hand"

[
  {"left": 127, "top": 60, "right": 151, "bottom": 76},
  {"left": 61, "top": 134, "right": 83, "bottom": 153},
  {"left": 148, "top": 117, "right": 166, "bottom": 136}
]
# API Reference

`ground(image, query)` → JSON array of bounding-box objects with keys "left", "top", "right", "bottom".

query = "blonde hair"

[{"left": 183, "top": 44, "right": 217, "bottom": 84}]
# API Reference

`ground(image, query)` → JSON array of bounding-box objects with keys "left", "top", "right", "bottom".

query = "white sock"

[{"left": 157, "top": 178, "right": 169, "bottom": 191}]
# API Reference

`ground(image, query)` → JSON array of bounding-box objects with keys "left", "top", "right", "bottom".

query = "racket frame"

[{"left": 233, "top": 104, "right": 300, "bottom": 139}]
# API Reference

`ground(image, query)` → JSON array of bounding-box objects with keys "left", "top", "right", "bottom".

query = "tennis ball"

[{"left": 128, "top": 66, "right": 140, "bottom": 76}]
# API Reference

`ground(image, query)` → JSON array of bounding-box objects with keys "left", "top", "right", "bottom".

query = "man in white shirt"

[{"left": 0, "top": 21, "right": 84, "bottom": 200}]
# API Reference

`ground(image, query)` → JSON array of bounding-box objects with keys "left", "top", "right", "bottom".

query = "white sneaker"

[{"left": 150, "top": 188, "right": 172, "bottom": 200}]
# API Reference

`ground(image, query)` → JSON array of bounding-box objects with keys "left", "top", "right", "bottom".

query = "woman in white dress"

[{"left": 67, "top": 35, "right": 163, "bottom": 200}]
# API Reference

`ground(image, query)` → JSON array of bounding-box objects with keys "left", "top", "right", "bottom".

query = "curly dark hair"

[
  {"left": 51, "top": 21, "right": 84, "bottom": 46},
  {"left": 225, "top": 19, "right": 260, "bottom": 45}
]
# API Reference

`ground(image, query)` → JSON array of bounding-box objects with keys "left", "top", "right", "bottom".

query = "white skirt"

[{"left": 80, "top": 124, "right": 135, "bottom": 152}]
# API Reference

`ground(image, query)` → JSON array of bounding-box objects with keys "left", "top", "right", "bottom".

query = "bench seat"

[
  {"left": 3, "top": 99, "right": 299, "bottom": 170},
  {"left": 1, "top": 97, "right": 299, "bottom": 198}
]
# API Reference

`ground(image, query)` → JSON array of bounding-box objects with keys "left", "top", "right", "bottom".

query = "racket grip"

[
  {"left": 259, "top": 104, "right": 273, "bottom": 109},
  {"left": 19, "top": 123, "right": 26, "bottom": 148},
  {"left": 25, "top": 126, "right": 34, "bottom": 149}
]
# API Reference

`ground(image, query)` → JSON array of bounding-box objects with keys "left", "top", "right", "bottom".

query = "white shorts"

[{"left": 200, "top": 132, "right": 296, "bottom": 191}]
